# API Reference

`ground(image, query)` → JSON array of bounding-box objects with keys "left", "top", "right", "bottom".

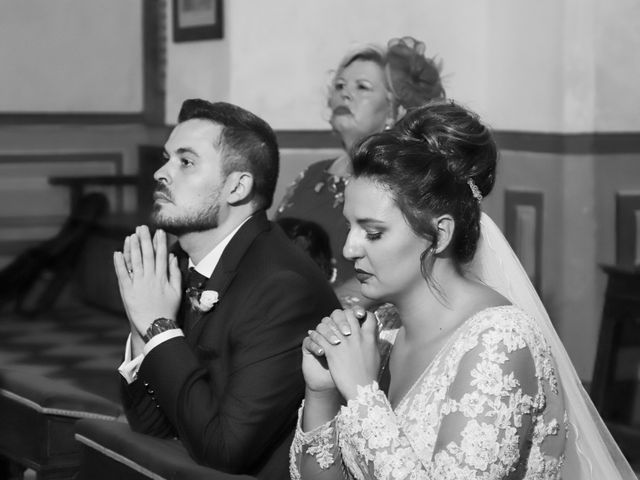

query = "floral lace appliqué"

[
  {"left": 290, "top": 403, "right": 339, "bottom": 479},
  {"left": 292, "top": 306, "right": 567, "bottom": 479}
]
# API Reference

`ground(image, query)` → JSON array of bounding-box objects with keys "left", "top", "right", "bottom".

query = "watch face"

[{"left": 144, "top": 318, "right": 177, "bottom": 342}]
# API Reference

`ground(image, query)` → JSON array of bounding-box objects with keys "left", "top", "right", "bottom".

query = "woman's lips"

[
  {"left": 355, "top": 268, "right": 372, "bottom": 282},
  {"left": 332, "top": 106, "right": 351, "bottom": 116}
]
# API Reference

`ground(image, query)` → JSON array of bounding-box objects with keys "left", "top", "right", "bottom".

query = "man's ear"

[
  {"left": 226, "top": 171, "right": 254, "bottom": 205},
  {"left": 433, "top": 214, "right": 455, "bottom": 254}
]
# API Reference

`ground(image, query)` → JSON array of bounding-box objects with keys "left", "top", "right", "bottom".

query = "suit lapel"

[
  {"left": 185, "top": 211, "right": 271, "bottom": 342},
  {"left": 170, "top": 244, "right": 192, "bottom": 331}
]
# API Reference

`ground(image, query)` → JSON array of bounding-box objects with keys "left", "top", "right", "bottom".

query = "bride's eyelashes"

[{"left": 365, "top": 231, "right": 382, "bottom": 241}]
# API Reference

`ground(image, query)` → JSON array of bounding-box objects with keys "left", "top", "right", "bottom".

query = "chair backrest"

[
  {"left": 48, "top": 192, "right": 109, "bottom": 258},
  {"left": 0, "top": 192, "right": 109, "bottom": 299}
]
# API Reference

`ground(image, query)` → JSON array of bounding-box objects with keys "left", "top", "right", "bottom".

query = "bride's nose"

[{"left": 342, "top": 231, "right": 362, "bottom": 261}]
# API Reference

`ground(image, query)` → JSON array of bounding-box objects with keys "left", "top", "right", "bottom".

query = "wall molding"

[
  {"left": 0, "top": 113, "right": 145, "bottom": 125},
  {"left": 0, "top": 152, "right": 123, "bottom": 168},
  {"left": 275, "top": 131, "right": 341, "bottom": 149},
  {"left": 0, "top": 122, "right": 638, "bottom": 155},
  {"left": 277, "top": 130, "right": 640, "bottom": 154},
  {"left": 0, "top": 151, "right": 125, "bottom": 210},
  {"left": 494, "top": 131, "right": 640, "bottom": 154}
]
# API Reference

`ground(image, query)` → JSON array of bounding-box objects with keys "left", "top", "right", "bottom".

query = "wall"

[
  {"left": 0, "top": 0, "right": 143, "bottom": 112},
  {"left": 595, "top": 0, "right": 640, "bottom": 131},
  {"left": 224, "top": 0, "right": 488, "bottom": 129},
  {"left": 484, "top": 0, "right": 565, "bottom": 131},
  {"left": 160, "top": 0, "right": 640, "bottom": 133},
  {"left": 164, "top": 0, "right": 230, "bottom": 123}
]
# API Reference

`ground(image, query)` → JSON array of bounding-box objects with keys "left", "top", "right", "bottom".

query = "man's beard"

[{"left": 151, "top": 187, "right": 221, "bottom": 236}]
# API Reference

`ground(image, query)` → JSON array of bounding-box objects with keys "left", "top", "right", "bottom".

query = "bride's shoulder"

[
  {"left": 463, "top": 305, "right": 550, "bottom": 353},
  {"left": 467, "top": 304, "right": 538, "bottom": 330}
]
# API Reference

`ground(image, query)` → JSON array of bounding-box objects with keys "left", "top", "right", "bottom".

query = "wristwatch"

[{"left": 142, "top": 318, "right": 178, "bottom": 343}]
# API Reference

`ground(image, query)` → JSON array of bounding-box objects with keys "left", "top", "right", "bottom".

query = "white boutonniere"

[{"left": 186, "top": 288, "right": 219, "bottom": 313}]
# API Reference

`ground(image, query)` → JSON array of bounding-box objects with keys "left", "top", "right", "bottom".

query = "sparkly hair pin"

[{"left": 467, "top": 178, "right": 483, "bottom": 203}]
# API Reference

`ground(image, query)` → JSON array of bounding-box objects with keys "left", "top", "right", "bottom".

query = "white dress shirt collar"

[{"left": 187, "top": 216, "right": 251, "bottom": 278}]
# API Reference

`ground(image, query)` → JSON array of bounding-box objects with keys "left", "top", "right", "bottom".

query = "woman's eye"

[
  {"left": 180, "top": 158, "right": 193, "bottom": 167},
  {"left": 334, "top": 81, "right": 345, "bottom": 91},
  {"left": 356, "top": 82, "right": 372, "bottom": 91},
  {"left": 365, "top": 231, "right": 382, "bottom": 241}
]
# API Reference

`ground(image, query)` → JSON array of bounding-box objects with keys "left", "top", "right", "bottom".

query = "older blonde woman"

[{"left": 275, "top": 37, "right": 445, "bottom": 307}]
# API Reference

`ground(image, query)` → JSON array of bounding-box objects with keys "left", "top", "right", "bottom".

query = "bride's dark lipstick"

[{"left": 354, "top": 268, "right": 372, "bottom": 282}]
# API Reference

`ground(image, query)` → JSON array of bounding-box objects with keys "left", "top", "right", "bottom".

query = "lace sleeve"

[
  {"left": 430, "top": 327, "right": 540, "bottom": 478},
  {"left": 336, "top": 326, "right": 547, "bottom": 479},
  {"left": 290, "top": 402, "right": 344, "bottom": 479}
]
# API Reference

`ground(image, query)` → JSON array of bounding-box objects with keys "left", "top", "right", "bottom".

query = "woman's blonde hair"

[{"left": 327, "top": 37, "right": 445, "bottom": 113}]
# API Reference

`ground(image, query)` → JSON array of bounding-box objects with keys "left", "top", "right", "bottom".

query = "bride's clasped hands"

[{"left": 302, "top": 307, "right": 380, "bottom": 402}]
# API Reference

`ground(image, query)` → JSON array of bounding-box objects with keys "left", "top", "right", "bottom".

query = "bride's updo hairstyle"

[{"left": 351, "top": 100, "right": 497, "bottom": 281}]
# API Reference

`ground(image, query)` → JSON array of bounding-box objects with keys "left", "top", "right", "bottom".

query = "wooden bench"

[{"left": 0, "top": 369, "right": 121, "bottom": 480}]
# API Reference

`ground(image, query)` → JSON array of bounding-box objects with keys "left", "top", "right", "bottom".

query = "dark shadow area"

[{"left": 0, "top": 192, "right": 109, "bottom": 317}]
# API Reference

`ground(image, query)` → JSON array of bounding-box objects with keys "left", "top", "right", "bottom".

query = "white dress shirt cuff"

[
  {"left": 143, "top": 329, "right": 184, "bottom": 354},
  {"left": 118, "top": 330, "right": 184, "bottom": 384}
]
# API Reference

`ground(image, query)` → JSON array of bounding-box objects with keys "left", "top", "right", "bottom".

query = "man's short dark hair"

[{"left": 178, "top": 99, "right": 280, "bottom": 210}]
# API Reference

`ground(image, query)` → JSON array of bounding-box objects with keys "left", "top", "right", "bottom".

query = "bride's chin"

[{"left": 359, "top": 285, "right": 381, "bottom": 302}]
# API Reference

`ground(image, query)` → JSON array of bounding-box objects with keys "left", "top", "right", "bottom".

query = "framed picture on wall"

[
  {"left": 504, "top": 189, "right": 544, "bottom": 293},
  {"left": 173, "top": 0, "right": 223, "bottom": 42},
  {"left": 615, "top": 191, "right": 640, "bottom": 267}
]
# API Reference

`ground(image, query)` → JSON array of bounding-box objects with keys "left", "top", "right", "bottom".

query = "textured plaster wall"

[{"left": 0, "top": 0, "right": 143, "bottom": 112}]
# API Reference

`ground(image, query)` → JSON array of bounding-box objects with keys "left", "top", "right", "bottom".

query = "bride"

[{"left": 289, "top": 101, "right": 636, "bottom": 479}]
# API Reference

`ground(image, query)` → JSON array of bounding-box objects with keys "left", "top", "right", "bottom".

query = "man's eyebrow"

[{"left": 176, "top": 147, "right": 199, "bottom": 156}]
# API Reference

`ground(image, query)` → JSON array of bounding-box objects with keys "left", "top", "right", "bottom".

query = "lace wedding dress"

[
  {"left": 290, "top": 213, "right": 636, "bottom": 480},
  {"left": 290, "top": 306, "right": 566, "bottom": 479}
]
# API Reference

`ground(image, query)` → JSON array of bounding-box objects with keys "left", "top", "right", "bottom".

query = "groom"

[{"left": 114, "top": 99, "right": 340, "bottom": 478}]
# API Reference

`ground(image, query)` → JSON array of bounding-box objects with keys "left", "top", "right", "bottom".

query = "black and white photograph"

[{"left": 0, "top": 1, "right": 639, "bottom": 479}]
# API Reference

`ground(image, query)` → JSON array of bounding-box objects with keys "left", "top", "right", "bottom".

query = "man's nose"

[{"left": 153, "top": 162, "right": 169, "bottom": 183}]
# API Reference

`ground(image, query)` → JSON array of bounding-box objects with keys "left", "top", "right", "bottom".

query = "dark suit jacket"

[{"left": 121, "top": 211, "right": 341, "bottom": 478}]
